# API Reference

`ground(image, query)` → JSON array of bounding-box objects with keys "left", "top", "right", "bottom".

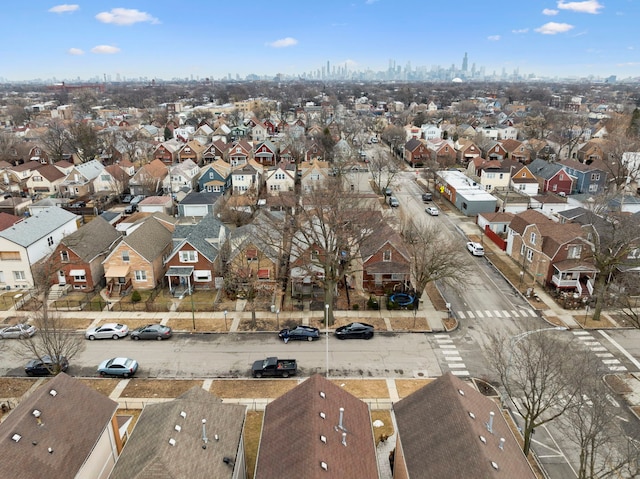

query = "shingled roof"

[
  {"left": 393, "top": 373, "right": 536, "bottom": 479},
  {"left": 60, "top": 216, "right": 121, "bottom": 261},
  {"left": 255, "top": 374, "right": 379, "bottom": 479}
]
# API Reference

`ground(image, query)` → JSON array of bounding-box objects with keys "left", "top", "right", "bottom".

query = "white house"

[
  {"left": 476, "top": 125, "right": 500, "bottom": 141},
  {"left": 231, "top": 160, "right": 263, "bottom": 195},
  {"left": 420, "top": 124, "right": 442, "bottom": 140},
  {"left": 163, "top": 159, "right": 200, "bottom": 194},
  {"left": 0, "top": 207, "right": 79, "bottom": 289},
  {"left": 265, "top": 164, "right": 296, "bottom": 194},
  {"left": 496, "top": 125, "right": 519, "bottom": 140}
]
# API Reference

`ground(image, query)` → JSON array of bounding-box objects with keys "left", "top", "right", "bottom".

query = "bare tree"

[
  {"left": 14, "top": 255, "right": 85, "bottom": 374},
  {"left": 401, "top": 220, "right": 471, "bottom": 304},
  {"left": 487, "top": 329, "right": 589, "bottom": 455},
  {"left": 600, "top": 114, "right": 640, "bottom": 191},
  {"left": 40, "top": 119, "right": 71, "bottom": 162},
  {"left": 558, "top": 367, "right": 640, "bottom": 479},
  {"left": 368, "top": 149, "right": 401, "bottom": 194},
  {"left": 68, "top": 121, "right": 101, "bottom": 163},
  {"left": 0, "top": 132, "right": 18, "bottom": 162}
]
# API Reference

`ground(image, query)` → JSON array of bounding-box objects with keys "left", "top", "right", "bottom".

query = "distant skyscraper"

[
  {"left": 327, "top": 61, "right": 330, "bottom": 78},
  {"left": 462, "top": 52, "right": 468, "bottom": 72}
]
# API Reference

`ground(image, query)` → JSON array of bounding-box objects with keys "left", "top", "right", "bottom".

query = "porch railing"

[{"left": 551, "top": 275, "right": 578, "bottom": 288}]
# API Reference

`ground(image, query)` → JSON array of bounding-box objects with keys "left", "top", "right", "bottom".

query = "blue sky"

[{"left": 2, "top": 0, "right": 639, "bottom": 82}]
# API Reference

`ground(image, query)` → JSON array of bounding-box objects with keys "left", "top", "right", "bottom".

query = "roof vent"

[
  {"left": 458, "top": 389, "right": 465, "bottom": 396},
  {"left": 12, "top": 434, "right": 21, "bottom": 442},
  {"left": 486, "top": 411, "right": 495, "bottom": 433},
  {"left": 491, "top": 461, "right": 499, "bottom": 470},
  {"left": 49, "top": 389, "right": 57, "bottom": 397},
  {"left": 48, "top": 447, "right": 54, "bottom": 454},
  {"left": 320, "top": 435, "right": 327, "bottom": 443},
  {"left": 468, "top": 412, "right": 475, "bottom": 419},
  {"left": 169, "top": 438, "right": 176, "bottom": 446},
  {"left": 174, "top": 425, "right": 181, "bottom": 432},
  {"left": 479, "top": 435, "right": 487, "bottom": 444},
  {"left": 319, "top": 391, "right": 325, "bottom": 399},
  {"left": 319, "top": 412, "right": 326, "bottom": 419},
  {"left": 180, "top": 411, "right": 187, "bottom": 418},
  {"left": 499, "top": 437, "right": 505, "bottom": 450},
  {"left": 223, "top": 457, "right": 235, "bottom": 466},
  {"left": 32, "top": 410, "right": 41, "bottom": 418},
  {"left": 342, "top": 431, "right": 347, "bottom": 447},
  {"left": 320, "top": 462, "right": 328, "bottom": 471}
]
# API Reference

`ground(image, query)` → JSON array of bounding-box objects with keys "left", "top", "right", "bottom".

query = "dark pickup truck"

[{"left": 251, "top": 357, "right": 297, "bottom": 378}]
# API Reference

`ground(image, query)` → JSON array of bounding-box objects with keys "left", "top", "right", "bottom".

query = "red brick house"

[
  {"left": 404, "top": 138, "right": 429, "bottom": 167},
  {"left": 359, "top": 224, "right": 411, "bottom": 294}
]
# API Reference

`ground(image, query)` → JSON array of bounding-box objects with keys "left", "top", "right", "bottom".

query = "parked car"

[
  {"left": 279, "top": 325, "right": 320, "bottom": 342},
  {"left": 466, "top": 241, "right": 485, "bottom": 257},
  {"left": 25, "top": 356, "right": 68, "bottom": 376},
  {"left": 425, "top": 206, "right": 439, "bottom": 216},
  {"left": 388, "top": 196, "right": 400, "bottom": 207},
  {"left": 335, "top": 322, "right": 374, "bottom": 340},
  {"left": 0, "top": 323, "right": 36, "bottom": 339},
  {"left": 122, "top": 194, "right": 132, "bottom": 203},
  {"left": 422, "top": 192, "right": 432, "bottom": 202},
  {"left": 85, "top": 323, "right": 129, "bottom": 340},
  {"left": 251, "top": 357, "right": 297, "bottom": 378},
  {"left": 384, "top": 187, "right": 392, "bottom": 196},
  {"left": 69, "top": 201, "right": 86, "bottom": 208},
  {"left": 130, "top": 324, "right": 172, "bottom": 340},
  {"left": 97, "top": 357, "right": 138, "bottom": 378},
  {"left": 124, "top": 203, "right": 137, "bottom": 214}
]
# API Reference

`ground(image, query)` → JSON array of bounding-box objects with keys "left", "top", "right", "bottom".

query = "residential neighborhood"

[{"left": 1, "top": 78, "right": 640, "bottom": 479}]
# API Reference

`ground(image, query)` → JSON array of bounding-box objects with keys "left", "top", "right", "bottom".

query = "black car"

[
  {"left": 279, "top": 325, "right": 320, "bottom": 342},
  {"left": 25, "top": 356, "right": 69, "bottom": 376},
  {"left": 335, "top": 322, "right": 374, "bottom": 340},
  {"left": 422, "top": 192, "right": 432, "bottom": 202}
]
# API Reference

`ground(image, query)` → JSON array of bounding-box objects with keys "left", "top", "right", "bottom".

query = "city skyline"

[{"left": 3, "top": 1, "right": 639, "bottom": 83}]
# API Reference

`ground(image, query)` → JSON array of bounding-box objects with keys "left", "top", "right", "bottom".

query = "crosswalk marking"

[
  {"left": 610, "top": 366, "right": 628, "bottom": 371},
  {"left": 502, "top": 310, "right": 510, "bottom": 317},
  {"left": 591, "top": 346, "right": 608, "bottom": 352},
  {"left": 448, "top": 363, "right": 467, "bottom": 369},
  {"left": 602, "top": 359, "right": 621, "bottom": 364},
  {"left": 573, "top": 331, "right": 591, "bottom": 336},
  {"left": 445, "top": 357, "right": 463, "bottom": 362},
  {"left": 454, "top": 308, "right": 538, "bottom": 319},
  {"left": 436, "top": 338, "right": 453, "bottom": 344},
  {"left": 596, "top": 353, "right": 614, "bottom": 358},
  {"left": 441, "top": 350, "right": 460, "bottom": 355},
  {"left": 485, "top": 310, "right": 492, "bottom": 317},
  {"left": 493, "top": 310, "right": 502, "bottom": 318},
  {"left": 570, "top": 332, "right": 628, "bottom": 372},
  {"left": 434, "top": 334, "right": 450, "bottom": 339},
  {"left": 511, "top": 310, "right": 521, "bottom": 317},
  {"left": 439, "top": 345, "right": 457, "bottom": 349},
  {"left": 457, "top": 311, "right": 466, "bottom": 319},
  {"left": 476, "top": 310, "right": 484, "bottom": 318},
  {"left": 451, "top": 370, "right": 470, "bottom": 376},
  {"left": 466, "top": 311, "right": 475, "bottom": 318}
]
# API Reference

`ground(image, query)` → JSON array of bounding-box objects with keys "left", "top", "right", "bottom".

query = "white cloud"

[
  {"left": 266, "top": 37, "right": 298, "bottom": 48},
  {"left": 95, "top": 8, "right": 159, "bottom": 26},
  {"left": 542, "top": 8, "right": 559, "bottom": 15},
  {"left": 512, "top": 28, "right": 529, "bottom": 34},
  {"left": 67, "top": 48, "right": 84, "bottom": 55},
  {"left": 488, "top": 35, "right": 501, "bottom": 41},
  {"left": 91, "top": 45, "right": 120, "bottom": 54},
  {"left": 535, "top": 22, "right": 575, "bottom": 34},
  {"left": 49, "top": 4, "right": 78, "bottom": 13},
  {"left": 557, "top": 0, "right": 604, "bottom": 14}
]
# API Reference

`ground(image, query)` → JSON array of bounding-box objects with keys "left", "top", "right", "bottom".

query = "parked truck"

[{"left": 251, "top": 357, "right": 297, "bottom": 378}]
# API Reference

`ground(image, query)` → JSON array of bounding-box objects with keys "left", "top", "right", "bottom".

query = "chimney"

[{"left": 486, "top": 411, "right": 494, "bottom": 433}]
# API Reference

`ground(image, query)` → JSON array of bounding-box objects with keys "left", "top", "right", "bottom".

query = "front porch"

[{"left": 550, "top": 260, "right": 598, "bottom": 297}]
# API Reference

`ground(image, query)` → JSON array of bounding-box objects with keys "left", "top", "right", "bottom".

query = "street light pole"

[
  {"left": 325, "top": 304, "right": 329, "bottom": 378},
  {"left": 223, "top": 310, "right": 228, "bottom": 331}
]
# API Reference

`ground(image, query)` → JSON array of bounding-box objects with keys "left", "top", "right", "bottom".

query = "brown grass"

[
  {"left": 329, "top": 379, "right": 389, "bottom": 399},
  {"left": 426, "top": 282, "right": 447, "bottom": 311},
  {"left": 0, "top": 377, "right": 38, "bottom": 397},
  {"left": 389, "top": 316, "right": 430, "bottom": 331},
  {"left": 57, "top": 317, "right": 94, "bottom": 330},
  {"left": 395, "top": 379, "right": 434, "bottom": 398},
  {"left": 237, "top": 317, "right": 278, "bottom": 332},
  {"left": 578, "top": 314, "right": 616, "bottom": 329},
  {"left": 604, "top": 374, "right": 633, "bottom": 394},
  {"left": 372, "top": 410, "right": 395, "bottom": 446},
  {"left": 77, "top": 378, "right": 120, "bottom": 396},
  {"left": 244, "top": 411, "right": 263, "bottom": 479},
  {"left": 209, "top": 379, "right": 299, "bottom": 399},
  {"left": 120, "top": 379, "right": 203, "bottom": 398},
  {"left": 168, "top": 317, "right": 229, "bottom": 332}
]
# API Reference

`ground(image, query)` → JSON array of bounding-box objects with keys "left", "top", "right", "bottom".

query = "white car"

[
  {"left": 466, "top": 242, "right": 485, "bottom": 256},
  {"left": 0, "top": 323, "right": 36, "bottom": 339},
  {"left": 85, "top": 323, "right": 129, "bottom": 340},
  {"left": 425, "top": 206, "right": 439, "bottom": 216}
]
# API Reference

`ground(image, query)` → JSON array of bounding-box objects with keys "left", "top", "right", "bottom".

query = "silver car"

[
  {"left": 0, "top": 323, "right": 36, "bottom": 339},
  {"left": 85, "top": 323, "right": 129, "bottom": 340}
]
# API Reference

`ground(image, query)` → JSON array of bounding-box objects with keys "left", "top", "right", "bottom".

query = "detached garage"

[
  {"left": 436, "top": 170, "right": 497, "bottom": 216},
  {"left": 177, "top": 191, "right": 222, "bottom": 218}
]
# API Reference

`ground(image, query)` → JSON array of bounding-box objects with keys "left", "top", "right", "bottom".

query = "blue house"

[
  {"left": 559, "top": 159, "right": 607, "bottom": 195},
  {"left": 197, "top": 160, "right": 231, "bottom": 193}
]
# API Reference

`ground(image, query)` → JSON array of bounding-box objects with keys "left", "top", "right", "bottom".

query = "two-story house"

[
  {"left": 231, "top": 160, "right": 263, "bottom": 195},
  {"left": 510, "top": 164, "right": 540, "bottom": 196},
  {"left": 506, "top": 209, "right": 596, "bottom": 295},
  {"left": 358, "top": 224, "right": 411, "bottom": 294},
  {"left": 0, "top": 207, "right": 79, "bottom": 289},
  {"left": 420, "top": 123, "right": 441, "bottom": 140},
  {"left": 103, "top": 216, "right": 174, "bottom": 295},
  {"left": 198, "top": 160, "right": 232, "bottom": 194},
  {"left": 128, "top": 159, "right": 168, "bottom": 196},
  {"left": 26, "top": 163, "right": 65, "bottom": 197},
  {"left": 178, "top": 139, "right": 206, "bottom": 164},
  {"left": 455, "top": 139, "right": 482, "bottom": 165},
  {"left": 501, "top": 138, "right": 530, "bottom": 163},
  {"left": 559, "top": 159, "right": 607, "bottom": 195},
  {"left": 163, "top": 159, "right": 200, "bottom": 195},
  {"left": 164, "top": 214, "right": 228, "bottom": 293},
  {"left": 153, "top": 138, "right": 182, "bottom": 165},
  {"left": 253, "top": 140, "right": 278, "bottom": 167},
  {"left": 226, "top": 140, "right": 253, "bottom": 167},
  {"left": 265, "top": 163, "right": 296, "bottom": 194},
  {"left": 404, "top": 138, "right": 429, "bottom": 167},
  {"left": 529, "top": 158, "right": 575, "bottom": 196},
  {"left": 48, "top": 216, "right": 121, "bottom": 291},
  {"left": 59, "top": 159, "right": 105, "bottom": 199}
]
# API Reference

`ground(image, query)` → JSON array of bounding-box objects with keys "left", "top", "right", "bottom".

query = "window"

[
  {"left": 101, "top": 174, "right": 110, "bottom": 181},
  {"left": 526, "top": 249, "right": 534, "bottom": 262},
  {"left": 47, "top": 236, "right": 54, "bottom": 247},
  {"left": 383, "top": 250, "right": 392, "bottom": 262},
  {"left": 275, "top": 172, "right": 285, "bottom": 180},
  {"left": 73, "top": 273, "right": 86, "bottom": 282},
  {"left": 391, "top": 273, "right": 404, "bottom": 281},
  {"left": 499, "top": 173, "right": 503, "bottom": 179},
  {"left": 246, "top": 248, "right": 258, "bottom": 262},
  {"left": 567, "top": 245, "right": 582, "bottom": 259},
  {"left": 179, "top": 250, "right": 198, "bottom": 263},
  {"left": 530, "top": 232, "right": 536, "bottom": 245},
  {"left": 270, "top": 184, "right": 280, "bottom": 191},
  {"left": 134, "top": 270, "right": 147, "bottom": 281},
  {"left": 552, "top": 184, "right": 558, "bottom": 192},
  {"left": 13, "top": 271, "right": 26, "bottom": 281},
  {"left": 520, "top": 243, "right": 525, "bottom": 255},
  {"left": 209, "top": 172, "right": 214, "bottom": 179},
  {"left": 194, "top": 270, "right": 212, "bottom": 282},
  {"left": 559, "top": 174, "right": 564, "bottom": 180},
  {"left": 591, "top": 173, "right": 600, "bottom": 181},
  {"left": 60, "top": 251, "right": 69, "bottom": 262},
  {"left": 311, "top": 249, "right": 319, "bottom": 261},
  {"left": 485, "top": 173, "right": 495, "bottom": 179},
  {"left": 33, "top": 175, "right": 42, "bottom": 182},
  {"left": 588, "top": 184, "right": 598, "bottom": 192},
  {"left": 122, "top": 250, "right": 130, "bottom": 262}
]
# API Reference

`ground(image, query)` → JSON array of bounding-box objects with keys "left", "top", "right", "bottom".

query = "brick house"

[
  {"left": 359, "top": 224, "right": 411, "bottom": 294},
  {"left": 529, "top": 159, "right": 575, "bottom": 196},
  {"left": 404, "top": 138, "right": 429, "bottom": 167},
  {"left": 48, "top": 216, "right": 121, "bottom": 291},
  {"left": 226, "top": 218, "right": 281, "bottom": 286},
  {"left": 164, "top": 214, "right": 228, "bottom": 292},
  {"left": 102, "top": 216, "right": 174, "bottom": 295}
]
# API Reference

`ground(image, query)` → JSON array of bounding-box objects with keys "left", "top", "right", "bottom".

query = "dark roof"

[
  {"left": 528, "top": 158, "right": 566, "bottom": 180},
  {"left": 0, "top": 373, "right": 118, "bottom": 479},
  {"left": 393, "top": 373, "right": 536, "bottom": 479},
  {"left": 179, "top": 191, "right": 222, "bottom": 205},
  {"left": 61, "top": 216, "right": 121, "bottom": 261},
  {"left": 255, "top": 374, "right": 379, "bottom": 479},
  {"left": 169, "top": 214, "right": 227, "bottom": 263},
  {"left": 405, "top": 138, "right": 423, "bottom": 152},
  {"left": 110, "top": 387, "right": 246, "bottom": 479},
  {"left": 124, "top": 216, "right": 173, "bottom": 262}
]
